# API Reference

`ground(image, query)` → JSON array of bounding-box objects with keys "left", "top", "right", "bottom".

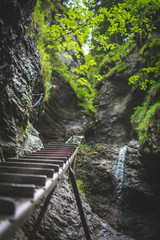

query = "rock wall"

[
  {"left": 0, "top": 2, "right": 133, "bottom": 240},
  {"left": 1, "top": 1, "right": 159, "bottom": 240},
  {"left": 0, "top": 0, "right": 43, "bottom": 157},
  {"left": 76, "top": 46, "right": 160, "bottom": 240},
  {"left": 138, "top": 87, "right": 160, "bottom": 185},
  {"left": 85, "top": 48, "right": 145, "bottom": 145},
  {"left": 76, "top": 142, "right": 160, "bottom": 240},
  {"left": 22, "top": 176, "right": 134, "bottom": 240},
  {"left": 38, "top": 71, "right": 88, "bottom": 144}
]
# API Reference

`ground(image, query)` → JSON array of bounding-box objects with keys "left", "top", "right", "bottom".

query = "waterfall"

[{"left": 113, "top": 145, "right": 127, "bottom": 204}]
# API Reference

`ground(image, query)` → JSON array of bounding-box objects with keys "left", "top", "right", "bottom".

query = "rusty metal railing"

[{"left": 0, "top": 136, "right": 91, "bottom": 240}]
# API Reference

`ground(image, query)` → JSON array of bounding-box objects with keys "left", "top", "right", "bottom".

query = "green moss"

[
  {"left": 78, "top": 143, "right": 104, "bottom": 158},
  {"left": 129, "top": 38, "right": 160, "bottom": 91},
  {"left": 76, "top": 179, "right": 90, "bottom": 194},
  {"left": 100, "top": 41, "right": 136, "bottom": 71},
  {"left": 131, "top": 83, "right": 160, "bottom": 143},
  {"left": 131, "top": 105, "right": 147, "bottom": 126},
  {"left": 139, "top": 42, "right": 150, "bottom": 56},
  {"left": 138, "top": 102, "right": 160, "bottom": 141},
  {"left": 24, "top": 123, "right": 31, "bottom": 136},
  {"left": 103, "top": 61, "right": 129, "bottom": 79}
]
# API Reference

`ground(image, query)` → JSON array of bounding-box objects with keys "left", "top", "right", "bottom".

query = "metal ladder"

[{"left": 0, "top": 136, "right": 91, "bottom": 240}]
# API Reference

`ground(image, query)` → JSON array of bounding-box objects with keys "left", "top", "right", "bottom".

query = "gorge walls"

[
  {"left": 37, "top": 72, "right": 88, "bottom": 144},
  {"left": 0, "top": 0, "right": 43, "bottom": 158},
  {"left": 85, "top": 47, "right": 145, "bottom": 145},
  {"left": 0, "top": 1, "right": 160, "bottom": 240}
]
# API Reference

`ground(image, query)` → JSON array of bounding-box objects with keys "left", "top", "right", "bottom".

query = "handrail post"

[
  {"left": 69, "top": 166, "right": 91, "bottom": 240},
  {"left": 29, "top": 187, "right": 56, "bottom": 240}
]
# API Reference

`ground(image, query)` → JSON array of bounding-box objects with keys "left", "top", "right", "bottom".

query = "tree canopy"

[{"left": 29, "top": 0, "right": 160, "bottom": 114}]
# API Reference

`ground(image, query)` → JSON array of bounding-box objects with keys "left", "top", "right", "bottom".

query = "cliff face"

[
  {"left": 0, "top": 2, "right": 133, "bottom": 240},
  {"left": 22, "top": 176, "right": 134, "bottom": 240},
  {"left": 0, "top": 0, "right": 43, "bottom": 157},
  {"left": 76, "top": 45, "right": 160, "bottom": 240},
  {"left": 85, "top": 48, "right": 145, "bottom": 145},
  {"left": 1, "top": 1, "right": 160, "bottom": 240},
  {"left": 77, "top": 141, "right": 160, "bottom": 240},
  {"left": 139, "top": 88, "right": 160, "bottom": 185},
  {"left": 38, "top": 71, "right": 88, "bottom": 144}
]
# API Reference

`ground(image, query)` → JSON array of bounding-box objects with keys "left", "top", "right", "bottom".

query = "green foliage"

[
  {"left": 24, "top": 123, "right": 31, "bottom": 136},
  {"left": 29, "top": 0, "right": 54, "bottom": 100},
  {"left": 29, "top": 0, "right": 101, "bottom": 113},
  {"left": 78, "top": 143, "right": 104, "bottom": 158},
  {"left": 131, "top": 83, "right": 160, "bottom": 142},
  {"left": 129, "top": 38, "right": 160, "bottom": 90},
  {"left": 76, "top": 178, "right": 90, "bottom": 194},
  {"left": 69, "top": 77, "right": 97, "bottom": 114},
  {"left": 30, "top": 0, "right": 160, "bottom": 115},
  {"left": 128, "top": 74, "right": 155, "bottom": 90},
  {"left": 69, "top": 178, "right": 90, "bottom": 195},
  {"left": 138, "top": 102, "right": 160, "bottom": 141},
  {"left": 99, "top": 41, "right": 135, "bottom": 83},
  {"left": 104, "top": 62, "right": 129, "bottom": 79},
  {"left": 70, "top": 57, "right": 102, "bottom": 114},
  {"left": 99, "top": 0, "right": 160, "bottom": 45},
  {"left": 92, "top": 0, "right": 160, "bottom": 144}
]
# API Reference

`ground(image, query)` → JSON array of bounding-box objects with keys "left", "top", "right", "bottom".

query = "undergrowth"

[{"left": 131, "top": 83, "right": 160, "bottom": 142}]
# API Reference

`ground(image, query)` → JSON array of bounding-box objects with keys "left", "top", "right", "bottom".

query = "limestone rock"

[
  {"left": 76, "top": 142, "right": 160, "bottom": 240},
  {"left": 139, "top": 111, "right": 160, "bottom": 185},
  {"left": 38, "top": 72, "right": 88, "bottom": 144},
  {"left": 23, "top": 176, "right": 134, "bottom": 240},
  {"left": 86, "top": 48, "right": 145, "bottom": 145},
  {"left": 0, "top": 0, "right": 43, "bottom": 157}
]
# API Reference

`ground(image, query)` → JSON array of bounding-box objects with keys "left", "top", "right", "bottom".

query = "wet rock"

[
  {"left": 22, "top": 176, "right": 134, "bottom": 240},
  {"left": 139, "top": 120, "right": 160, "bottom": 185},
  {"left": 38, "top": 72, "right": 88, "bottom": 144},
  {"left": 87, "top": 48, "right": 145, "bottom": 145},
  {"left": 76, "top": 141, "right": 160, "bottom": 240},
  {"left": 0, "top": 0, "right": 43, "bottom": 157},
  {"left": 120, "top": 141, "right": 160, "bottom": 240},
  {"left": 18, "top": 122, "right": 43, "bottom": 156},
  {"left": 10, "top": 229, "right": 28, "bottom": 240},
  {"left": 76, "top": 143, "right": 119, "bottom": 228}
]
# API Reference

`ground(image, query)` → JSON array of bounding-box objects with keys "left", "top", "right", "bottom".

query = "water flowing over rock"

[
  {"left": 113, "top": 145, "right": 128, "bottom": 205},
  {"left": 77, "top": 141, "right": 160, "bottom": 240},
  {"left": 1, "top": 1, "right": 160, "bottom": 240},
  {"left": 22, "top": 176, "right": 134, "bottom": 240}
]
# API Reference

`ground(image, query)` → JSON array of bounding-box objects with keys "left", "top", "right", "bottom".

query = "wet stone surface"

[
  {"left": 76, "top": 141, "right": 160, "bottom": 240},
  {"left": 0, "top": 0, "right": 43, "bottom": 157},
  {"left": 22, "top": 176, "right": 134, "bottom": 240}
]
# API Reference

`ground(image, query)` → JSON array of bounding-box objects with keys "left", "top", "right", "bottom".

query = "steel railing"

[{"left": 0, "top": 136, "right": 91, "bottom": 240}]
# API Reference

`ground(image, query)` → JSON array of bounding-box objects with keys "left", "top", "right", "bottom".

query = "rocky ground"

[{"left": 21, "top": 176, "right": 134, "bottom": 240}]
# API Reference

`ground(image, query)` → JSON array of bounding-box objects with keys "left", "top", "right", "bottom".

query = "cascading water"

[{"left": 113, "top": 145, "right": 128, "bottom": 205}]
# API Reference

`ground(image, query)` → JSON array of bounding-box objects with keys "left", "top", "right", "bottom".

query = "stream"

[{"left": 113, "top": 145, "right": 128, "bottom": 205}]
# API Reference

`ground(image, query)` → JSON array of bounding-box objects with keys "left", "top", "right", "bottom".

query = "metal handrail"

[{"left": 0, "top": 136, "right": 91, "bottom": 240}]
